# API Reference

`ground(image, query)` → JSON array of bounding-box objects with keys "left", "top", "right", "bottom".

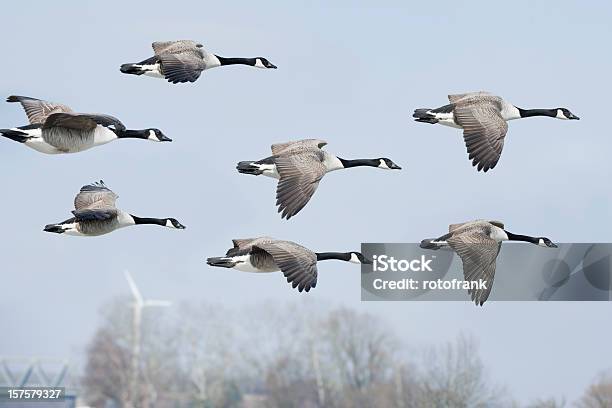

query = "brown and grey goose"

[
  {"left": 120, "top": 40, "right": 277, "bottom": 84},
  {"left": 420, "top": 219, "right": 558, "bottom": 305},
  {"left": 43, "top": 181, "right": 186, "bottom": 236},
  {"left": 236, "top": 139, "right": 401, "bottom": 219},
  {"left": 207, "top": 237, "right": 370, "bottom": 292},
  {"left": 413, "top": 91, "right": 579, "bottom": 172},
  {"left": 0, "top": 95, "right": 170, "bottom": 154}
]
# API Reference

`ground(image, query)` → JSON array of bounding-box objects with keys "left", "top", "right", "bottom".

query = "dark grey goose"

[
  {"left": 0, "top": 95, "right": 170, "bottom": 154},
  {"left": 413, "top": 91, "right": 579, "bottom": 172},
  {"left": 420, "top": 219, "right": 558, "bottom": 305},
  {"left": 236, "top": 139, "right": 401, "bottom": 219},
  {"left": 44, "top": 181, "right": 186, "bottom": 236},
  {"left": 120, "top": 40, "right": 277, "bottom": 84}
]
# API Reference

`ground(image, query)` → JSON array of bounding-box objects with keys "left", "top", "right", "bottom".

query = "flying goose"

[
  {"left": 236, "top": 139, "right": 402, "bottom": 219},
  {"left": 120, "top": 40, "right": 277, "bottom": 84},
  {"left": 420, "top": 220, "right": 558, "bottom": 305},
  {"left": 0, "top": 96, "right": 170, "bottom": 154},
  {"left": 413, "top": 91, "right": 579, "bottom": 172},
  {"left": 206, "top": 237, "right": 371, "bottom": 292},
  {"left": 44, "top": 181, "right": 186, "bottom": 236}
]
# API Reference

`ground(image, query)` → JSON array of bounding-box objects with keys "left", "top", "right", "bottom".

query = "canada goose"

[
  {"left": 120, "top": 40, "right": 277, "bottom": 84},
  {"left": 44, "top": 181, "right": 186, "bottom": 236},
  {"left": 413, "top": 92, "right": 579, "bottom": 172},
  {"left": 206, "top": 237, "right": 371, "bottom": 292},
  {"left": 420, "top": 220, "right": 558, "bottom": 305},
  {"left": 0, "top": 96, "right": 170, "bottom": 154},
  {"left": 236, "top": 139, "right": 402, "bottom": 219}
]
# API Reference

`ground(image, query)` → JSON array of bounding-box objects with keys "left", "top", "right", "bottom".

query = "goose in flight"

[
  {"left": 44, "top": 181, "right": 186, "bottom": 236},
  {"left": 207, "top": 237, "right": 370, "bottom": 292},
  {"left": 413, "top": 92, "right": 579, "bottom": 172},
  {"left": 120, "top": 40, "right": 277, "bottom": 84},
  {"left": 0, "top": 96, "right": 170, "bottom": 154},
  {"left": 236, "top": 139, "right": 401, "bottom": 219},
  {"left": 420, "top": 220, "right": 558, "bottom": 305}
]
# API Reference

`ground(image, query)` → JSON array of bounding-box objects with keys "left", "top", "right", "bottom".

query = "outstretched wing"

[
  {"left": 43, "top": 112, "right": 126, "bottom": 131},
  {"left": 254, "top": 241, "right": 318, "bottom": 292},
  {"left": 7, "top": 95, "right": 73, "bottom": 125},
  {"left": 270, "top": 139, "right": 327, "bottom": 155},
  {"left": 74, "top": 180, "right": 119, "bottom": 210},
  {"left": 447, "top": 91, "right": 492, "bottom": 103},
  {"left": 454, "top": 102, "right": 508, "bottom": 172},
  {"left": 275, "top": 151, "right": 327, "bottom": 219},
  {"left": 447, "top": 232, "right": 501, "bottom": 306},
  {"left": 152, "top": 40, "right": 202, "bottom": 55},
  {"left": 159, "top": 53, "right": 205, "bottom": 83}
]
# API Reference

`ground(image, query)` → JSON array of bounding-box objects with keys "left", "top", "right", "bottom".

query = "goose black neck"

[
  {"left": 131, "top": 215, "right": 166, "bottom": 226},
  {"left": 337, "top": 158, "right": 379, "bottom": 169},
  {"left": 517, "top": 108, "right": 557, "bottom": 118},
  {"left": 116, "top": 129, "right": 148, "bottom": 139},
  {"left": 505, "top": 231, "right": 539, "bottom": 244},
  {"left": 215, "top": 55, "right": 256, "bottom": 66},
  {"left": 316, "top": 252, "right": 351, "bottom": 261}
]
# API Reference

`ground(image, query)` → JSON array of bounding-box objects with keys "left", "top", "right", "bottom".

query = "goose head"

[
  {"left": 349, "top": 252, "right": 373, "bottom": 264},
  {"left": 146, "top": 129, "right": 172, "bottom": 142},
  {"left": 556, "top": 108, "right": 579, "bottom": 120},
  {"left": 377, "top": 158, "right": 402, "bottom": 170},
  {"left": 165, "top": 218, "right": 186, "bottom": 229},
  {"left": 537, "top": 237, "right": 558, "bottom": 248},
  {"left": 254, "top": 57, "right": 277, "bottom": 69}
]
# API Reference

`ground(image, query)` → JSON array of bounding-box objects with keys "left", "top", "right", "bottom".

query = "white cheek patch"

[
  {"left": 556, "top": 109, "right": 568, "bottom": 119},
  {"left": 378, "top": 159, "right": 390, "bottom": 169},
  {"left": 538, "top": 238, "right": 546, "bottom": 247},
  {"left": 349, "top": 253, "right": 361, "bottom": 264},
  {"left": 165, "top": 219, "right": 175, "bottom": 228},
  {"left": 254, "top": 59, "right": 266, "bottom": 69},
  {"left": 148, "top": 130, "right": 159, "bottom": 141}
]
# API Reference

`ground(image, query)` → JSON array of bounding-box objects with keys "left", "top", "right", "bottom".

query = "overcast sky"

[{"left": 1, "top": 0, "right": 611, "bottom": 403}]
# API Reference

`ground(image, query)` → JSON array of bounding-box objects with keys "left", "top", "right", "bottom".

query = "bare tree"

[
  {"left": 415, "top": 334, "right": 505, "bottom": 408},
  {"left": 317, "top": 307, "right": 399, "bottom": 408},
  {"left": 82, "top": 297, "right": 188, "bottom": 408},
  {"left": 577, "top": 373, "right": 612, "bottom": 408},
  {"left": 526, "top": 397, "right": 566, "bottom": 408}
]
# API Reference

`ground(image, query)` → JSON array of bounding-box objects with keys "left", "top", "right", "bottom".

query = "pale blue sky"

[{"left": 1, "top": 0, "right": 611, "bottom": 403}]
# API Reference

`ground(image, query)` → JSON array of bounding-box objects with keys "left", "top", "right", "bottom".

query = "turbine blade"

[{"left": 124, "top": 270, "right": 143, "bottom": 304}]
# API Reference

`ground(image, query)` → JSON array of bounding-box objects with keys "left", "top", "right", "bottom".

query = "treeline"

[{"left": 81, "top": 299, "right": 611, "bottom": 408}]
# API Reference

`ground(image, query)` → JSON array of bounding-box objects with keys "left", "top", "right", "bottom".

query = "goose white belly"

[
  {"left": 141, "top": 63, "right": 164, "bottom": 78},
  {"left": 259, "top": 163, "right": 280, "bottom": 179},
  {"left": 232, "top": 254, "right": 280, "bottom": 273},
  {"left": 92, "top": 126, "right": 119, "bottom": 146},
  {"left": 432, "top": 112, "right": 462, "bottom": 129},
  {"left": 14, "top": 128, "right": 60, "bottom": 154},
  {"left": 62, "top": 222, "right": 87, "bottom": 236}
]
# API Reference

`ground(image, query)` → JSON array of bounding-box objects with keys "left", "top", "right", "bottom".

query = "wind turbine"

[{"left": 124, "top": 270, "right": 171, "bottom": 408}]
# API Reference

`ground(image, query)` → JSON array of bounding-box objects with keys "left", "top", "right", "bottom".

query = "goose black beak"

[
  {"left": 390, "top": 163, "right": 402, "bottom": 170},
  {"left": 549, "top": 242, "right": 558, "bottom": 248},
  {"left": 362, "top": 258, "right": 373, "bottom": 265},
  {"left": 158, "top": 133, "right": 172, "bottom": 142},
  {"left": 268, "top": 64, "right": 278, "bottom": 69}
]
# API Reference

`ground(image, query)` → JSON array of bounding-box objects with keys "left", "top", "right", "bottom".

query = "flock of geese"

[{"left": 1, "top": 39, "right": 580, "bottom": 305}]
